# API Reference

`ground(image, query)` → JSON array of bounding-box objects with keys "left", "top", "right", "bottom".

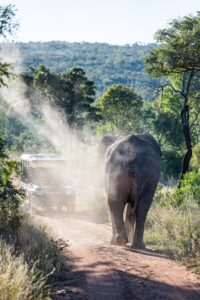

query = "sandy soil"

[{"left": 36, "top": 213, "right": 200, "bottom": 300}]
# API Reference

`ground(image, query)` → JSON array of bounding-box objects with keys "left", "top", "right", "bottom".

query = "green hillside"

[{"left": 5, "top": 41, "right": 159, "bottom": 100}]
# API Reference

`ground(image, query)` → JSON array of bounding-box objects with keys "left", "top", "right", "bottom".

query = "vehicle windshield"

[{"left": 23, "top": 160, "right": 65, "bottom": 186}]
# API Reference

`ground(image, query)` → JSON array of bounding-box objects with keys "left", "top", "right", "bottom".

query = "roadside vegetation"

[
  {"left": 143, "top": 12, "right": 200, "bottom": 273},
  {"left": 146, "top": 170, "right": 200, "bottom": 274},
  {"left": 0, "top": 219, "right": 69, "bottom": 300},
  {"left": 0, "top": 5, "right": 71, "bottom": 299},
  {"left": 0, "top": 135, "right": 69, "bottom": 299}
]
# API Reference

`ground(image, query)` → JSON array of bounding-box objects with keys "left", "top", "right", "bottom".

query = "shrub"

[
  {"left": 0, "top": 239, "right": 49, "bottom": 300},
  {"left": 0, "top": 216, "right": 69, "bottom": 299},
  {"left": 10, "top": 130, "right": 54, "bottom": 154},
  {"left": 178, "top": 171, "right": 200, "bottom": 205},
  {"left": 146, "top": 205, "right": 200, "bottom": 274},
  {"left": 191, "top": 143, "right": 200, "bottom": 171},
  {"left": 155, "top": 171, "right": 200, "bottom": 208},
  {"left": 2, "top": 217, "right": 68, "bottom": 283},
  {"left": 0, "top": 137, "right": 23, "bottom": 230},
  {"left": 146, "top": 178, "right": 200, "bottom": 274},
  {"left": 161, "top": 147, "right": 183, "bottom": 178}
]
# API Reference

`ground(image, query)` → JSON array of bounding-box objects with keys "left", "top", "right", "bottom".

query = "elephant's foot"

[
  {"left": 115, "top": 234, "right": 128, "bottom": 246},
  {"left": 110, "top": 235, "right": 116, "bottom": 245},
  {"left": 131, "top": 240, "right": 145, "bottom": 249}
]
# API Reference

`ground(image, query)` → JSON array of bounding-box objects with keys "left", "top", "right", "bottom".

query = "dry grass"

[
  {"left": 145, "top": 204, "right": 200, "bottom": 274},
  {"left": 0, "top": 216, "right": 69, "bottom": 300},
  {"left": 0, "top": 239, "right": 49, "bottom": 300}
]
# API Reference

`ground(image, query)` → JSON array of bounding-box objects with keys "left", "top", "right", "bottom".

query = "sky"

[{"left": 1, "top": 0, "right": 200, "bottom": 45}]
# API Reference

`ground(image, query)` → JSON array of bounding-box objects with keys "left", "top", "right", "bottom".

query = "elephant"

[
  {"left": 98, "top": 135, "right": 117, "bottom": 161},
  {"left": 104, "top": 133, "right": 161, "bottom": 249}
]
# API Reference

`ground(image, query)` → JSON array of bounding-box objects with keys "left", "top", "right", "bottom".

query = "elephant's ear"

[
  {"left": 105, "top": 143, "right": 113, "bottom": 170},
  {"left": 105, "top": 160, "right": 110, "bottom": 174},
  {"left": 105, "top": 147, "right": 115, "bottom": 170},
  {"left": 98, "top": 135, "right": 116, "bottom": 161}
]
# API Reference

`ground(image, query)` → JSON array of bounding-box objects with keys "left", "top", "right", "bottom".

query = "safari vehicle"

[{"left": 21, "top": 154, "right": 75, "bottom": 213}]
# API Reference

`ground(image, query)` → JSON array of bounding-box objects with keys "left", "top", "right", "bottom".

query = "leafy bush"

[
  {"left": 0, "top": 137, "right": 23, "bottom": 230},
  {"left": 155, "top": 171, "right": 200, "bottom": 207},
  {"left": 191, "top": 143, "right": 200, "bottom": 171},
  {"left": 177, "top": 171, "right": 200, "bottom": 205},
  {"left": 0, "top": 216, "right": 69, "bottom": 299},
  {"left": 146, "top": 205, "right": 200, "bottom": 274},
  {"left": 161, "top": 147, "right": 183, "bottom": 178},
  {"left": 10, "top": 130, "right": 50, "bottom": 153},
  {"left": 146, "top": 177, "right": 200, "bottom": 274},
  {"left": 0, "top": 239, "right": 49, "bottom": 300},
  {"left": 12, "top": 218, "right": 67, "bottom": 283}
]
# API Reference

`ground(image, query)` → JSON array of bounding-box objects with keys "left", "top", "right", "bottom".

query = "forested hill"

[{"left": 4, "top": 41, "right": 159, "bottom": 100}]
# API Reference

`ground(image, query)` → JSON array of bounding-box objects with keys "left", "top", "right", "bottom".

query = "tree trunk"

[{"left": 178, "top": 104, "right": 192, "bottom": 187}]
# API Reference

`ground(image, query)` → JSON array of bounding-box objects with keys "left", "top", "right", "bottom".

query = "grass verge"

[
  {"left": 0, "top": 216, "right": 69, "bottom": 300},
  {"left": 145, "top": 204, "right": 200, "bottom": 274}
]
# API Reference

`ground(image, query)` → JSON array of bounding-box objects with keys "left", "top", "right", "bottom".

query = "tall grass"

[
  {"left": 0, "top": 216, "right": 68, "bottom": 300},
  {"left": 145, "top": 176, "right": 200, "bottom": 274},
  {"left": 0, "top": 239, "right": 49, "bottom": 300}
]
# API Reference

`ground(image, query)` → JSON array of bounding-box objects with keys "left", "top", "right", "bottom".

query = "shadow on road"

[
  {"left": 52, "top": 254, "right": 87, "bottom": 300},
  {"left": 52, "top": 258, "right": 200, "bottom": 300},
  {"left": 124, "top": 246, "right": 170, "bottom": 259}
]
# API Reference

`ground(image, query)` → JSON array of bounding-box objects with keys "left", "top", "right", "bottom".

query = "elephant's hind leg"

[
  {"left": 110, "top": 213, "right": 117, "bottom": 245},
  {"left": 131, "top": 193, "right": 153, "bottom": 249}
]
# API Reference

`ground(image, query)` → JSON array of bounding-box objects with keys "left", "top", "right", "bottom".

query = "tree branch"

[{"left": 156, "top": 82, "right": 181, "bottom": 94}]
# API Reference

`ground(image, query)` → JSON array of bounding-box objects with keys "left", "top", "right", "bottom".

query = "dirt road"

[{"left": 38, "top": 214, "right": 200, "bottom": 300}]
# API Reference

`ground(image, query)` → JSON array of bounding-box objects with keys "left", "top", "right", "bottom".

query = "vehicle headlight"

[
  {"left": 32, "top": 187, "right": 45, "bottom": 196},
  {"left": 64, "top": 187, "right": 74, "bottom": 196}
]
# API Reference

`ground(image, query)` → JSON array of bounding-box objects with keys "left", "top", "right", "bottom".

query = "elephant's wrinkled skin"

[{"left": 104, "top": 134, "right": 161, "bottom": 249}]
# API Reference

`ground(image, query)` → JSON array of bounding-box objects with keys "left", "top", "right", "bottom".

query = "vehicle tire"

[
  {"left": 23, "top": 199, "right": 31, "bottom": 213},
  {"left": 23, "top": 196, "right": 38, "bottom": 215},
  {"left": 29, "top": 197, "right": 38, "bottom": 215}
]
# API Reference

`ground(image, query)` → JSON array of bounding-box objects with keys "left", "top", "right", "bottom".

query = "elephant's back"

[{"left": 105, "top": 133, "right": 161, "bottom": 178}]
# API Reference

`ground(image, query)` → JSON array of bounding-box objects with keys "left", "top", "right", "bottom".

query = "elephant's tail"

[
  {"left": 124, "top": 177, "right": 139, "bottom": 243},
  {"left": 124, "top": 202, "right": 136, "bottom": 243}
]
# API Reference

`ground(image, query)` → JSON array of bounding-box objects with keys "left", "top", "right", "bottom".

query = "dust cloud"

[{"left": 0, "top": 45, "right": 108, "bottom": 222}]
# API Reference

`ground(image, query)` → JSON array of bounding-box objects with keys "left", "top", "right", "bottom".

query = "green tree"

[
  {"left": 0, "top": 5, "right": 22, "bottom": 230},
  {"left": 61, "top": 68, "right": 97, "bottom": 127},
  {"left": 23, "top": 66, "right": 97, "bottom": 128},
  {"left": 143, "top": 88, "right": 184, "bottom": 146},
  {"left": 145, "top": 13, "right": 200, "bottom": 183},
  {"left": 97, "top": 84, "right": 143, "bottom": 133},
  {"left": 143, "top": 90, "right": 185, "bottom": 177},
  {"left": 0, "top": 4, "right": 17, "bottom": 37},
  {"left": 0, "top": 137, "right": 22, "bottom": 230},
  {"left": 0, "top": 4, "right": 17, "bottom": 86},
  {"left": 14, "top": 41, "right": 159, "bottom": 101}
]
